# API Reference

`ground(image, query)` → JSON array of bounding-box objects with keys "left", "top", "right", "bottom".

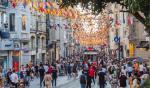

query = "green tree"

[{"left": 60, "top": 0, "right": 150, "bottom": 35}]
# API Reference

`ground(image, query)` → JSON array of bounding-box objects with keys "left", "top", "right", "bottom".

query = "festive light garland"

[
  {"left": 71, "top": 9, "right": 110, "bottom": 46},
  {"left": 9, "top": 1, "right": 132, "bottom": 46},
  {"left": 9, "top": 0, "right": 77, "bottom": 19}
]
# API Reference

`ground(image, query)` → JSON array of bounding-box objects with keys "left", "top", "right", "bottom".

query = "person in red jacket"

[
  {"left": 89, "top": 66, "right": 95, "bottom": 84},
  {"left": 48, "top": 65, "right": 53, "bottom": 74}
]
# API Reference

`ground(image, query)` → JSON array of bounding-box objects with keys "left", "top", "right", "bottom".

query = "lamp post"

[
  {"left": 35, "top": 21, "right": 39, "bottom": 65},
  {"left": 52, "top": 40, "right": 57, "bottom": 63},
  {"left": 46, "top": 0, "right": 50, "bottom": 64}
]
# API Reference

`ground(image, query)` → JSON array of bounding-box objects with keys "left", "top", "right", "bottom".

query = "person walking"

[
  {"left": 119, "top": 73, "right": 127, "bottom": 88},
  {"left": 48, "top": 65, "right": 53, "bottom": 74},
  {"left": 39, "top": 64, "right": 45, "bottom": 87},
  {"left": 73, "top": 63, "right": 78, "bottom": 79},
  {"left": 67, "top": 63, "right": 72, "bottom": 79},
  {"left": 6, "top": 69, "right": 12, "bottom": 86},
  {"left": 86, "top": 73, "right": 92, "bottom": 88},
  {"left": 133, "top": 76, "right": 141, "bottom": 88},
  {"left": 127, "top": 65, "right": 133, "bottom": 77},
  {"left": 98, "top": 69, "right": 106, "bottom": 88},
  {"left": 129, "top": 74, "right": 134, "bottom": 88},
  {"left": 139, "top": 63, "right": 144, "bottom": 76},
  {"left": 34, "top": 65, "right": 39, "bottom": 78},
  {"left": 110, "top": 75, "right": 118, "bottom": 88},
  {"left": 52, "top": 66, "right": 58, "bottom": 87},
  {"left": 89, "top": 66, "right": 95, "bottom": 84},
  {"left": 80, "top": 71, "right": 86, "bottom": 88},
  {"left": 10, "top": 70, "right": 18, "bottom": 88},
  {"left": 25, "top": 65, "right": 31, "bottom": 86},
  {"left": 44, "top": 72, "right": 52, "bottom": 88}
]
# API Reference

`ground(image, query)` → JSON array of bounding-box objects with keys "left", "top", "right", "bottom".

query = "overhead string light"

[
  {"left": 71, "top": 7, "right": 111, "bottom": 46},
  {"left": 9, "top": 0, "right": 78, "bottom": 19}
]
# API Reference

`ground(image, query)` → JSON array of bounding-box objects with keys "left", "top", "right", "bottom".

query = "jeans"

[
  {"left": 40, "top": 76, "right": 44, "bottom": 87},
  {"left": 52, "top": 78, "right": 57, "bottom": 86},
  {"left": 81, "top": 84, "right": 86, "bottom": 88},
  {"left": 128, "top": 72, "right": 132, "bottom": 77},
  {"left": 91, "top": 77, "right": 95, "bottom": 84},
  {"left": 86, "top": 82, "right": 91, "bottom": 88},
  {"left": 68, "top": 73, "right": 72, "bottom": 79},
  {"left": 99, "top": 83, "right": 105, "bottom": 88}
]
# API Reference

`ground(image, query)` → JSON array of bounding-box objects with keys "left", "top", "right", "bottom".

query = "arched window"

[
  {"left": 31, "top": 36, "right": 35, "bottom": 49},
  {"left": 41, "top": 37, "right": 45, "bottom": 49}
]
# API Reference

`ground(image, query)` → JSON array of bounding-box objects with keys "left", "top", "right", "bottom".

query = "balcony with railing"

[
  {"left": 20, "top": 33, "right": 30, "bottom": 41},
  {"left": 10, "top": 32, "right": 19, "bottom": 40}
]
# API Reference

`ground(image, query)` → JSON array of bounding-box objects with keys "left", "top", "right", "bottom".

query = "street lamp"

[
  {"left": 64, "top": 43, "right": 67, "bottom": 59},
  {"left": 52, "top": 40, "right": 57, "bottom": 63}
]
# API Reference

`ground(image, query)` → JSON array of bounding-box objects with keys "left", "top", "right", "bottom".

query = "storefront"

[
  {"left": 12, "top": 51, "right": 20, "bottom": 71},
  {"left": 0, "top": 51, "right": 9, "bottom": 70}
]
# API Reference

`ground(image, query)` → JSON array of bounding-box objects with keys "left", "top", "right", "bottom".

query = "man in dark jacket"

[
  {"left": 52, "top": 66, "right": 58, "bottom": 87},
  {"left": 39, "top": 64, "right": 45, "bottom": 87},
  {"left": 98, "top": 69, "right": 106, "bottom": 88},
  {"left": 67, "top": 63, "right": 72, "bottom": 79},
  {"left": 80, "top": 71, "right": 86, "bottom": 88},
  {"left": 86, "top": 68, "right": 92, "bottom": 88},
  {"left": 119, "top": 73, "right": 127, "bottom": 88}
]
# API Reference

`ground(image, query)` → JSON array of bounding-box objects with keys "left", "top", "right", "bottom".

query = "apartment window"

[
  {"left": 22, "top": 15, "right": 26, "bottom": 31},
  {"left": 41, "top": 37, "right": 45, "bottom": 48},
  {"left": 0, "top": 12, "right": 2, "bottom": 28},
  {"left": 0, "top": 12, "right": 7, "bottom": 28},
  {"left": 38, "top": 37, "right": 40, "bottom": 48},
  {"left": 9, "top": 13, "right": 15, "bottom": 31},
  {"left": 31, "top": 36, "right": 35, "bottom": 49}
]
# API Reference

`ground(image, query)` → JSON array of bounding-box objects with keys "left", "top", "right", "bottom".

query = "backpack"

[{"left": 80, "top": 75, "right": 86, "bottom": 84}]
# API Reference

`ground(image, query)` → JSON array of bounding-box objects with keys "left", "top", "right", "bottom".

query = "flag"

[
  {"left": 127, "top": 16, "right": 133, "bottom": 25},
  {"left": 115, "top": 20, "right": 120, "bottom": 25}
]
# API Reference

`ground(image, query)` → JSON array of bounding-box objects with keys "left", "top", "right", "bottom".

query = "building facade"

[
  {"left": 109, "top": 3, "right": 150, "bottom": 60},
  {"left": 47, "top": 16, "right": 75, "bottom": 63},
  {"left": 0, "top": 1, "right": 47, "bottom": 70},
  {"left": 108, "top": 4, "right": 129, "bottom": 59},
  {"left": 0, "top": 0, "right": 9, "bottom": 69},
  {"left": 30, "top": 12, "right": 46, "bottom": 65}
]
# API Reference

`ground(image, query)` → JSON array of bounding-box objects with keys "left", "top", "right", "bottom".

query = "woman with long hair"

[{"left": 44, "top": 72, "right": 52, "bottom": 88}]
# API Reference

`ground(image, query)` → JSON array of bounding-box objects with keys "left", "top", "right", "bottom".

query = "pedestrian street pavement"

[
  {"left": 29, "top": 71, "right": 131, "bottom": 88},
  {"left": 29, "top": 76, "right": 77, "bottom": 88},
  {"left": 29, "top": 71, "right": 82, "bottom": 88}
]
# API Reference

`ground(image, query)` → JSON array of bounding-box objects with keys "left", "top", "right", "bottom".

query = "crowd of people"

[
  {"left": 0, "top": 54, "right": 149, "bottom": 88},
  {"left": 0, "top": 55, "right": 82, "bottom": 88},
  {"left": 79, "top": 57, "right": 150, "bottom": 88}
]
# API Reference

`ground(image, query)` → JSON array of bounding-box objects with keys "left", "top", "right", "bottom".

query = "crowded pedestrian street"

[{"left": 0, "top": 0, "right": 150, "bottom": 88}]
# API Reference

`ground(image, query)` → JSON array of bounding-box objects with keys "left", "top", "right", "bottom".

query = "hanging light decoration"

[{"left": 71, "top": 6, "right": 111, "bottom": 46}]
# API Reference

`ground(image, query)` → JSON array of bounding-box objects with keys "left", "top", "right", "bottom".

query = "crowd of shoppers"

[{"left": 79, "top": 56, "right": 149, "bottom": 88}]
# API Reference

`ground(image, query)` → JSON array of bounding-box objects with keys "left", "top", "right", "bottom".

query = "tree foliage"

[{"left": 60, "top": 0, "right": 150, "bottom": 35}]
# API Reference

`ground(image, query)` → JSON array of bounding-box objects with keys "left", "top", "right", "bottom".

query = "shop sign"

[
  {"left": 0, "top": 40, "right": 13, "bottom": 50},
  {"left": 114, "top": 36, "right": 120, "bottom": 43}
]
